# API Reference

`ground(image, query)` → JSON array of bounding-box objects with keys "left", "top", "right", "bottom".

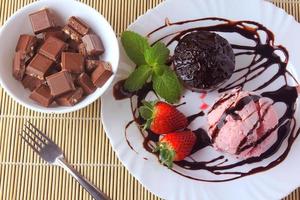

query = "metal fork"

[{"left": 19, "top": 122, "right": 110, "bottom": 200}]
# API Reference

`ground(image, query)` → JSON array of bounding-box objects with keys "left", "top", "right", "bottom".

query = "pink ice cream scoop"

[{"left": 207, "top": 88, "right": 278, "bottom": 159}]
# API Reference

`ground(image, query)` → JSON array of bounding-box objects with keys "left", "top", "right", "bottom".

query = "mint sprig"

[
  {"left": 124, "top": 65, "right": 152, "bottom": 92},
  {"left": 121, "top": 31, "right": 149, "bottom": 65},
  {"left": 152, "top": 67, "right": 182, "bottom": 104},
  {"left": 121, "top": 31, "right": 182, "bottom": 103}
]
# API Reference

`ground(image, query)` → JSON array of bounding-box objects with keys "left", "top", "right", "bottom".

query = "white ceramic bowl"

[{"left": 0, "top": 0, "right": 119, "bottom": 113}]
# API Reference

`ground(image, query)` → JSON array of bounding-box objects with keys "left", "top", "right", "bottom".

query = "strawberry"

[
  {"left": 154, "top": 131, "right": 197, "bottom": 168},
  {"left": 139, "top": 101, "right": 188, "bottom": 134}
]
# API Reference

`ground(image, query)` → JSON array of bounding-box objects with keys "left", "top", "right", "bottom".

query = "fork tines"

[{"left": 19, "top": 122, "right": 49, "bottom": 153}]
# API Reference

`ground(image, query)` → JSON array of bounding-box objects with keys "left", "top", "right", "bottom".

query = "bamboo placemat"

[{"left": 0, "top": 0, "right": 299, "bottom": 199}]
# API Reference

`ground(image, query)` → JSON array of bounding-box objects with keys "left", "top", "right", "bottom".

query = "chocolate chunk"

[
  {"left": 55, "top": 87, "right": 84, "bottom": 106},
  {"left": 46, "top": 71, "right": 75, "bottom": 97},
  {"left": 63, "top": 25, "right": 82, "bottom": 42},
  {"left": 78, "top": 43, "right": 87, "bottom": 57},
  {"left": 12, "top": 51, "right": 26, "bottom": 80},
  {"left": 22, "top": 75, "right": 44, "bottom": 91},
  {"left": 26, "top": 53, "right": 54, "bottom": 80},
  {"left": 29, "top": 9, "right": 56, "bottom": 34},
  {"left": 68, "top": 16, "right": 89, "bottom": 36},
  {"left": 71, "top": 73, "right": 79, "bottom": 83},
  {"left": 35, "top": 38, "right": 44, "bottom": 51},
  {"left": 15, "top": 34, "right": 37, "bottom": 56},
  {"left": 85, "top": 59, "right": 102, "bottom": 72},
  {"left": 77, "top": 73, "right": 96, "bottom": 94},
  {"left": 61, "top": 52, "right": 84, "bottom": 73},
  {"left": 43, "top": 28, "right": 68, "bottom": 41},
  {"left": 68, "top": 39, "right": 81, "bottom": 52},
  {"left": 91, "top": 61, "right": 113, "bottom": 87},
  {"left": 82, "top": 34, "right": 104, "bottom": 56},
  {"left": 30, "top": 84, "right": 53, "bottom": 107},
  {"left": 39, "top": 36, "right": 67, "bottom": 61}
]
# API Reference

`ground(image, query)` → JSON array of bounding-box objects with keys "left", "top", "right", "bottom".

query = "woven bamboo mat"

[{"left": 0, "top": 0, "right": 299, "bottom": 199}]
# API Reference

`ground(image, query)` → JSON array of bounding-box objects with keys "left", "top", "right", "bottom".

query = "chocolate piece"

[
  {"left": 43, "top": 29, "right": 67, "bottom": 41},
  {"left": 48, "top": 67, "right": 59, "bottom": 76},
  {"left": 68, "top": 16, "right": 89, "bottom": 36},
  {"left": 78, "top": 43, "right": 87, "bottom": 57},
  {"left": 61, "top": 52, "right": 84, "bottom": 73},
  {"left": 13, "top": 51, "right": 26, "bottom": 80},
  {"left": 46, "top": 71, "right": 75, "bottom": 97},
  {"left": 29, "top": 9, "right": 56, "bottom": 34},
  {"left": 22, "top": 75, "right": 44, "bottom": 91},
  {"left": 29, "top": 84, "right": 53, "bottom": 107},
  {"left": 71, "top": 73, "right": 79, "bottom": 83},
  {"left": 35, "top": 38, "right": 44, "bottom": 51},
  {"left": 77, "top": 73, "right": 96, "bottom": 94},
  {"left": 15, "top": 34, "right": 37, "bottom": 56},
  {"left": 26, "top": 53, "right": 54, "bottom": 80},
  {"left": 82, "top": 34, "right": 104, "bottom": 56},
  {"left": 39, "top": 36, "right": 67, "bottom": 61},
  {"left": 68, "top": 39, "right": 81, "bottom": 52},
  {"left": 85, "top": 59, "right": 102, "bottom": 72},
  {"left": 91, "top": 61, "right": 113, "bottom": 87},
  {"left": 55, "top": 87, "right": 84, "bottom": 106},
  {"left": 63, "top": 25, "right": 82, "bottom": 42}
]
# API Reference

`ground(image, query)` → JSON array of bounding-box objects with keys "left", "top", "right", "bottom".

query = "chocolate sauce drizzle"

[{"left": 114, "top": 17, "right": 299, "bottom": 182}]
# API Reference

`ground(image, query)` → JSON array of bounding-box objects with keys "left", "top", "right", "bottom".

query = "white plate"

[{"left": 101, "top": 0, "right": 300, "bottom": 199}]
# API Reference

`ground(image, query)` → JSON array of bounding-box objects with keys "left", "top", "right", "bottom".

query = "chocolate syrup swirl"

[{"left": 114, "top": 17, "right": 299, "bottom": 182}]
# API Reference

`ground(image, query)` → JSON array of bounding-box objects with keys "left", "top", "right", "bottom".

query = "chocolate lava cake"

[{"left": 173, "top": 31, "right": 235, "bottom": 91}]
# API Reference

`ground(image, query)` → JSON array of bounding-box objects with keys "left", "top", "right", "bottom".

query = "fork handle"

[{"left": 57, "top": 158, "right": 110, "bottom": 200}]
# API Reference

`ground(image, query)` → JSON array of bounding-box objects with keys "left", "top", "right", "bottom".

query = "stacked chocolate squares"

[{"left": 12, "top": 8, "right": 113, "bottom": 107}]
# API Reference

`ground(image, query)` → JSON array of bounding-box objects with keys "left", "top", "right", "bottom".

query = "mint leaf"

[
  {"left": 153, "top": 64, "right": 167, "bottom": 76},
  {"left": 152, "top": 67, "right": 182, "bottom": 103},
  {"left": 124, "top": 65, "right": 152, "bottom": 92},
  {"left": 144, "top": 42, "right": 170, "bottom": 66},
  {"left": 121, "top": 31, "right": 150, "bottom": 65}
]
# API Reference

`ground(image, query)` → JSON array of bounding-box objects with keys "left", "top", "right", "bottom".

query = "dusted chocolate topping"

[{"left": 173, "top": 31, "right": 235, "bottom": 91}]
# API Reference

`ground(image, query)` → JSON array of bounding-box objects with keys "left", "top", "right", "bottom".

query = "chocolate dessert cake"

[{"left": 173, "top": 31, "right": 235, "bottom": 91}]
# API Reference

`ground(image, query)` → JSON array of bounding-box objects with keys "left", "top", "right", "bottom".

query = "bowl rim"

[{"left": 0, "top": 0, "right": 119, "bottom": 114}]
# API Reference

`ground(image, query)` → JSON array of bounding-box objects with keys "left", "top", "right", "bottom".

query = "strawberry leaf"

[
  {"left": 139, "top": 106, "right": 152, "bottom": 120},
  {"left": 144, "top": 119, "right": 152, "bottom": 130},
  {"left": 155, "top": 142, "right": 176, "bottom": 168},
  {"left": 121, "top": 31, "right": 150, "bottom": 65},
  {"left": 124, "top": 65, "right": 152, "bottom": 92}
]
